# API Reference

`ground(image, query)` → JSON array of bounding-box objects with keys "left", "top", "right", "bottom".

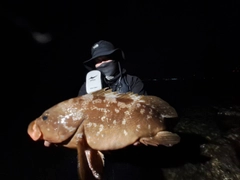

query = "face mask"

[{"left": 96, "top": 60, "right": 118, "bottom": 77}]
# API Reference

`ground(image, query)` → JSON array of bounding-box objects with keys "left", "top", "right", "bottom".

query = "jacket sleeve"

[
  {"left": 78, "top": 82, "right": 87, "bottom": 96},
  {"left": 127, "top": 75, "right": 147, "bottom": 95}
]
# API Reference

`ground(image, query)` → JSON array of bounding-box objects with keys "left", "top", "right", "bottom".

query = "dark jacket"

[{"left": 78, "top": 69, "right": 147, "bottom": 96}]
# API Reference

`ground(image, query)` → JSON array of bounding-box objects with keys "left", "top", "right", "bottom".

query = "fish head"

[{"left": 27, "top": 98, "right": 85, "bottom": 147}]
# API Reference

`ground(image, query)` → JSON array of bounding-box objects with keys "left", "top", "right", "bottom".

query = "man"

[
  {"left": 78, "top": 40, "right": 149, "bottom": 180},
  {"left": 78, "top": 40, "right": 146, "bottom": 96}
]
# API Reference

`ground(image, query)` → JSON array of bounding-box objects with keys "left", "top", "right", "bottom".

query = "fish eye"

[{"left": 42, "top": 115, "right": 48, "bottom": 121}]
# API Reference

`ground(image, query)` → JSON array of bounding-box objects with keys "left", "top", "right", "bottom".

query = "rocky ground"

[{"left": 161, "top": 105, "right": 240, "bottom": 180}]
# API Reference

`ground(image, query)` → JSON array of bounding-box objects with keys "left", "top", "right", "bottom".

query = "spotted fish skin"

[
  {"left": 27, "top": 88, "right": 180, "bottom": 180},
  {"left": 81, "top": 89, "right": 179, "bottom": 150}
]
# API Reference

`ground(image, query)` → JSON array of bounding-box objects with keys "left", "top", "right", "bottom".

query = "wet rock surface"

[{"left": 161, "top": 105, "right": 240, "bottom": 180}]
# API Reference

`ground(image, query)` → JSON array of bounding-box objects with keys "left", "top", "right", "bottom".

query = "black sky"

[{"left": 2, "top": 0, "right": 240, "bottom": 77}]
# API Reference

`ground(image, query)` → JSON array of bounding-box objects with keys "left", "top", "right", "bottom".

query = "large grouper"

[{"left": 27, "top": 88, "right": 181, "bottom": 180}]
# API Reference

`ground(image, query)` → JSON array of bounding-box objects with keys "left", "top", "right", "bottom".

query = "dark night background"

[{"left": 1, "top": 0, "right": 240, "bottom": 179}]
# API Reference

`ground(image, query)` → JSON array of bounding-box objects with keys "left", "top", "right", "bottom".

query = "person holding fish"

[
  {"left": 78, "top": 40, "right": 147, "bottom": 96},
  {"left": 78, "top": 40, "right": 148, "bottom": 179},
  {"left": 27, "top": 40, "right": 181, "bottom": 180}
]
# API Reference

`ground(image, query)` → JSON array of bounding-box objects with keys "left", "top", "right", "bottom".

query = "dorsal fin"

[{"left": 90, "top": 88, "right": 142, "bottom": 98}]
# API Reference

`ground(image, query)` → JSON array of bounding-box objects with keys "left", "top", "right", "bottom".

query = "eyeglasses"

[{"left": 94, "top": 56, "right": 110, "bottom": 64}]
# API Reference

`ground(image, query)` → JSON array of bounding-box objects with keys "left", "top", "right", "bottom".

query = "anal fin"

[
  {"left": 140, "top": 131, "right": 180, "bottom": 147},
  {"left": 85, "top": 150, "right": 104, "bottom": 179}
]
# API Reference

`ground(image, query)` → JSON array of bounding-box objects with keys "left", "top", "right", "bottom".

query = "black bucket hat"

[{"left": 83, "top": 40, "right": 124, "bottom": 68}]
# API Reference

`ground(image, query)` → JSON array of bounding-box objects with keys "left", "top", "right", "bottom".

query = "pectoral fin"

[
  {"left": 140, "top": 131, "right": 180, "bottom": 147},
  {"left": 85, "top": 150, "right": 104, "bottom": 179},
  {"left": 77, "top": 136, "right": 103, "bottom": 180}
]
